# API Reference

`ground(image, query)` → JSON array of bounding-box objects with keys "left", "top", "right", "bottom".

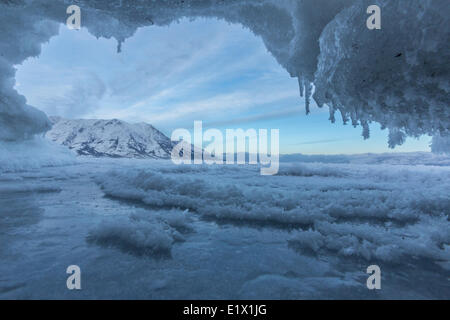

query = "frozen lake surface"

[{"left": 0, "top": 157, "right": 449, "bottom": 299}]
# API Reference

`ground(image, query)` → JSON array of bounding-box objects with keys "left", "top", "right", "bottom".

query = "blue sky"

[{"left": 15, "top": 18, "right": 431, "bottom": 154}]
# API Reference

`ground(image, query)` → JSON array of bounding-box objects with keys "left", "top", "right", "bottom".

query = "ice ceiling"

[{"left": 1, "top": 0, "right": 449, "bottom": 150}]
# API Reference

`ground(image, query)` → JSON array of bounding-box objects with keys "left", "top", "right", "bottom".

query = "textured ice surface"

[
  {"left": 0, "top": 0, "right": 448, "bottom": 149},
  {"left": 86, "top": 209, "right": 192, "bottom": 257},
  {"left": 0, "top": 156, "right": 449, "bottom": 299},
  {"left": 280, "top": 152, "right": 450, "bottom": 166},
  {"left": 314, "top": 0, "right": 450, "bottom": 147},
  {"left": 96, "top": 160, "right": 450, "bottom": 266},
  {"left": 0, "top": 137, "right": 76, "bottom": 173}
]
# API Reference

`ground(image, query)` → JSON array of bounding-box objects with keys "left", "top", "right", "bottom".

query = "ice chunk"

[{"left": 86, "top": 209, "right": 192, "bottom": 257}]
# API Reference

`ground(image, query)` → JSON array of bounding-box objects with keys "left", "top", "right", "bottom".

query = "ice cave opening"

[
  {"left": 0, "top": 0, "right": 449, "bottom": 159},
  {"left": 0, "top": 0, "right": 449, "bottom": 300}
]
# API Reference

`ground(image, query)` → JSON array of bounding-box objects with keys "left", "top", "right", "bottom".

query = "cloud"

[
  {"left": 39, "top": 72, "right": 106, "bottom": 118},
  {"left": 202, "top": 107, "right": 304, "bottom": 128},
  {"left": 15, "top": 17, "right": 300, "bottom": 131},
  {"left": 104, "top": 84, "right": 299, "bottom": 128}
]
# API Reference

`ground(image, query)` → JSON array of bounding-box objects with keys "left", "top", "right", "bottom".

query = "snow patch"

[{"left": 46, "top": 117, "right": 174, "bottom": 159}]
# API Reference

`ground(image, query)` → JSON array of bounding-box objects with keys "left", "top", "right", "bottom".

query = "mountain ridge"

[{"left": 46, "top": 117, "right": 174, "bottom": 159}]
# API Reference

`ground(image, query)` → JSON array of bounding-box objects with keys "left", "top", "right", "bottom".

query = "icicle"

[
  {"left": 388, "top": 129, "right": 406, "bottom": 148},
  {"left": 297, "top": 76, "right": 312, "bottom": 115},
  {"left": 361, "top": 121, "right": 370, "bottom": 139},
  {"left": 351, "top": 107, "right": 358, "bottom": 127},
  {"left": 297, "top": 77, "right": 304, "bottom": 97},
  {"left": 340, "top": 109, "right": 348, "bottom": 125},
  {"left": 328, "top": 106, "right": 336, "bottom": 123},
  {"left": 305, "top": 81, "right": 312, "bottom": 115}
]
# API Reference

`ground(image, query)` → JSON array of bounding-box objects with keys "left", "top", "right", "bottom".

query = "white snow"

[{"left": 46, "top": 117, "right": 173, "bottom": 159}]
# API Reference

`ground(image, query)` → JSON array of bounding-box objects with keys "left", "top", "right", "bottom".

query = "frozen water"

[
  {"left": 0, "top": 137, "right": 76, "bottom": 173},
  {"left": 0, "top": 0, "right": 449, "bottom": 299},
  {"left": 0, "top": 156, "right": 449, "bottom": 299},
  {"left": 314, "top": 0, "right": 450, "bottom": 148},
  {"left": 431, "top": 134, "right": 450, "bottom": 154}
]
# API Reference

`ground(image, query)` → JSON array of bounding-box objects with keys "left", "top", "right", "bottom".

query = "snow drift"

[{"left": 0, "top": 0, "right": 448, "bottom": 150}]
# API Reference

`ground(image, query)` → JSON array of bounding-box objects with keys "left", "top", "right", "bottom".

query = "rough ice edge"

[
  {"left": 0, "top": 137, "right": 76, "bottom": 173},
  {"left": 0, "top": 0, "right": 448, "bottom": 151}
]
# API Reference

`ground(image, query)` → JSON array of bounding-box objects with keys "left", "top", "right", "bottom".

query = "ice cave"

[{"left": 0, "top": 0, "right": 449, "bottom": 301}]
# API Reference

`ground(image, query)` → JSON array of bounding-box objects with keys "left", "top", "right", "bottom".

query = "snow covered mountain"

[{"left": 46, "top": 117, "right": 174, "bottom": 159}]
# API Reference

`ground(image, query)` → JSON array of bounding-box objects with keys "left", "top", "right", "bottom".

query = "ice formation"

[
  {"left": 314, "top": 0, "right": 450, "bottom": 147},
  {"left": 0, "top": 0, "right": 448, "bottom": 151},
  {"left": 431, "top": 134, "right": 450, "bottom": 154},
  {"left": 1, "top": 155, "right": 449, "bottom": 298},
  {"left": 95, "top": 159, "right": 450, "bottom": 267},
  {"left": 0, "top": 136, "right": 76, "bottom": 173},
  {"left": 87, "top": 209, "right": 192, "bottom": 257}
]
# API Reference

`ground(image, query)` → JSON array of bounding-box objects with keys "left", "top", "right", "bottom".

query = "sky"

[{"left": 15, "top": 17, "right": 431, "bottom": 154}]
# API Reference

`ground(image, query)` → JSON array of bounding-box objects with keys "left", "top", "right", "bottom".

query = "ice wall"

[
  {"left": 0, "top": 2, "right": 60, "bottom": 140},
  {"left": 431, "top": 134, "right": 450, "bottom": 154},
  {"left": 0, "top": 0, "right": 448, "bottom": 149},
  {"left": 314, "top": 0, "right": 450, "bottom": 147}
]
